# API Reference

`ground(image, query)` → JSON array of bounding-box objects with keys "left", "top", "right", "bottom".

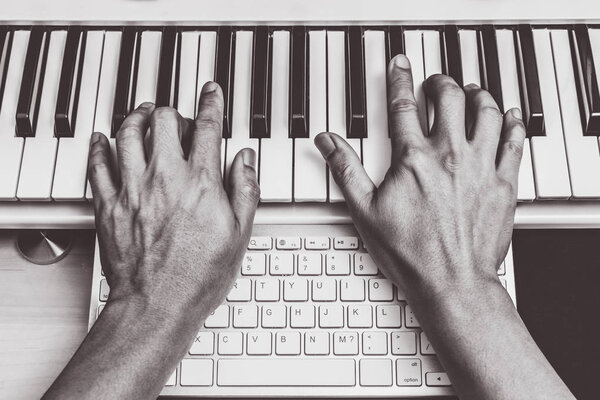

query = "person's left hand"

[{"left": 88, "top": 81, "right": 260, "bottom": 322}]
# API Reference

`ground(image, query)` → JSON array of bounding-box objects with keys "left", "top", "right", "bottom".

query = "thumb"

[
  {"left": 314, "top": 132, "right": 376, "bottom": 208},
  {"left": 228, "top": 148, "right": 260, "bottom": 233}
]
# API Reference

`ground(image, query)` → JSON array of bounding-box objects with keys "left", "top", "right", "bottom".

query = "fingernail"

[
  {"left": 394, "top": 54, "right": 410, "bottom": 69},
  {"left": 138, "top": 102, "right": 155, "bottom": 110},
  {"left": 202, "top": 81, "right": 219, "bottom": 94},
  {"left": 91, "top": 132, "right": 102, "bottom": 145},
  {"left": 242, "top": 149, "right": 256, "bottom": 170},
  {"left": 464, "top": 83, "right": 479, "bottom": 90},
  {"left": 314, "top": 133, "right": 336, "bottom": 158},
  {"left": 511, "top": 108, "right": 522, "bottom": 120}
]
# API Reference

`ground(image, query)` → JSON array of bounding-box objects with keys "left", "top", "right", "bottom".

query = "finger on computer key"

[
  {"left": 228, "top": 148, "right": 260, "bottom": 234},
  {"left": 314, "top": 132, "right": 375, "bottom": 209},
  {"left": 497, "top": 108, "right": 526, "bottom": 185},
  {"left": 190, "top": 81, "right": 225, "bottom": 174},
  {"left": 116, "top": 102, "right": 154, "bottom": 185},
  {"left": 423, "top": 74, "right": 466, "bottom": 148},
  {"left": 88, "top": 132, "right": 117, "bottom": 205},
  {"left": 387, "top": 55, "right": 426, "bottom": 158},
  {"left": 464, "top": 83, "right": 503, "bottom": 159}
]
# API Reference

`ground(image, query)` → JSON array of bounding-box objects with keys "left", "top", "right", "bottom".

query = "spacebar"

[{"left": 217, "top": 358, "right": 356, "bottom": 386}]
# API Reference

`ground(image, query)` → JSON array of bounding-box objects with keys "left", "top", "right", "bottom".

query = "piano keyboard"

[{"left": 1, "top": 25, "right": 600, "bottom": 226}]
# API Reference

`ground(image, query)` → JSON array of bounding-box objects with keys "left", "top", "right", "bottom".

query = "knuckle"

[
  {"left": 239, "top": 178, "right": 261, "bottom": 203},
  {"left": 480, "top": 105, "right": 503, "bottom": 124},
  {"left": 497, "top": 178, "right": 516, "bottom": 199},
  {"left": 152, "top": 106, "right": 178, "bottom": 120},
  {"left": 399, "top": 143, "right": 427, "bottom": 166},
  {"left": 195, "top": 116, "right": 223, "bottom": 134},
  {"left": 438, "top": 81, "right": 465, "bottom": 102},
  {"left": 117, "top": 126, "right": 141, "bottom": 142},
  {"left": 503, "top": 140, "right": 524, "bottom": 159},
  {"left": 389, "top": 97, "right": 419, "bottom": 114},
  {"left": 441, "top": 152, "right": 463, "bottom": 174}
]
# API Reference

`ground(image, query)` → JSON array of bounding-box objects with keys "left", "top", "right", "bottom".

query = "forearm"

[
  {"left": 406, "top": 275, "right": 574, "bottom": 400},
  {"left": 43, "top": 296, "right": 200, "bottom": 400}
]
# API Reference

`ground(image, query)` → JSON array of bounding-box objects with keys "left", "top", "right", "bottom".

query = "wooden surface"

[
  {"left": 0, "top": 0, "right": 598, "bottom": 25},
  {"left": 0, "top": 230, "right": 95, "bottom": 400}
]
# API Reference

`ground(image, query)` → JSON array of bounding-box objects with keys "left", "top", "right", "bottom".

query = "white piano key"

[
  {"left": 404, "top": 31, "right": 428, "bottom": 135},
  {"left": 17, "top": 31, "right": 67, "bottom": 200},
  {"left": 588, "top": 29, "right": 600, "bottom": 150},
  {"left": 52, "top": 31, "right": 104, "bottom": 201},
  {"left": 294, "top": 30, "right": 327, "bottom": 202},
  {"left": 85, "top": 31, "right": 121, "bottom": 201},
  {"left": 551, "top": 30, "right": 600, "bottom": 198},
  {"left": 529, "top": 29, "right": 571, "bottom": 199},
  {"left": 362, "top": 30, "right": 391, "bottom": 187},
  {"left": 0, "top": 31, "right": 29, "bottom": 200},
  {"left": 134, "top": 30, "right": 162, "bottom": 108},
  {"left": 496, "top": 29, "right": 536, "bottom": 201},
  {"left": 260, "top": 30, "right": 292, "bottom": 202},
  {"left": 423, "top": 30, "right": 443, "bottom": 133},
  {"left": 226, "top": 31, "right": 258, "bottom": 181},
  {"left": 327, "top": 30, "right": 361, "bottom": 203},
  {"left": 458, "top": 29, "right": 481, "bottom": 86},
  {"left": 178, "top": 32, "right": 200, "bottom": 119},
  {"left": 197, "top": 31, "right": 217, "bottom": 113}
]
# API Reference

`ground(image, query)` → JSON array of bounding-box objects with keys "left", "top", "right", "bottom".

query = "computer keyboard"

[{"left": 88, "top": 224, "right": 516, "bottom": 397}]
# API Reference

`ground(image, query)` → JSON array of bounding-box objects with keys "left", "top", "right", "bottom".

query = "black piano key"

[
  {"left": 516, "top": 25, "right": 544, "bottom": 136},
  {"left": 480, "top": 25, "right": 504, "bottom": 112},
  {"left": 346, "top": 26, "right": 367, "bottom": 138},
  {"left": 16, "top": 27, "right": 46, "bottom": 137},
  {"left": 55, "top": 26, "right": 83, "bottom": 137},
  {"left": 0, "top": 27, "right": 9, "bottom": 104},
  {"left": 251, "top": 26, "right": 271, "bottom": 138},
  {"left": 290, "top": 26, "right": 308, "bottom": 138},
  {"left": 443, "top": 25, "right": 463, "bottom": 87},
  {"left": 387, "top": 25, "right": 405, "bottom": 63},
  {"left": 155, "top": 26, "right": 177, "bottom": 107},
  {"left": 572, "top": 25, "right": 600, "bottom": 136},
  {"left": 216, "top": 26, "right": 235, "bottom": 138},
  {"left": 112, "top": 27, "right": 137, "bottom": 136}
]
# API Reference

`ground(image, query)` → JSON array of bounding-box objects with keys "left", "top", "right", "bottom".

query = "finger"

[
  {"left": 387, "top": 55, "right": 426, "bottom": 164},
  {"left": 88, "top": 132, "right": 117, "bottom": 206},
  {"left": 228, "top": 148, "right": 260, "bottom": 234},
  {"left": 496, "top": 108, "right": 526, "bottom": 184},
  {"left": 190, "top": 82, "right": 224, "bottom": 174},
  {"left": 464, "top": 84, "right": 504, "bottom": 158},
  {"left": 314, "top": 132, "right": 376, "bottom": 209},
  {"left": 146, "top": 107, "right": 186, "bottom": 162},
  {"left": 423, "top": 74, "right": 466, "bottom": 149},
  {"left": 116, "top": 102, "right": 154, "bottom": 185}
]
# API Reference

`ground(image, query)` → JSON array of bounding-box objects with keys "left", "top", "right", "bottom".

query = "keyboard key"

[
  {"left": 250, "top": 26, "right": 270, "bottom": 138},
  {"left": 55, "top": 27, "right": 82, "bottom": 137},
  {"left": 426, "top": 372, "right": 451, "bottom": 387},
  {"left": 387, "top": 25, "right": 405, "bottom": 60},
  {"left": 376, "top": 305, "right": 402, "bottom": 328},
  {"left": 165, "top": 370, "right": 176, "bottom": 387},
  {"left": 275, "top": 236, "right": 301, "bottom": 250},
  {"left": 391, "top": 331, "right": 417, "bottom": 355},
  {"left": 369, "top": 279, "right": 394, "bottom": 301},
  {"left": 275, "top": 331, "right": 301, "bottom": 355},
  {"left": 155, "top": 26, "right": 176, "bottom": 107},
  {"left": 360, "top": 359, "right": 393, "bottom": 386},
  {"left": 312, "top": 279, "right": 337, "bottom": 302},
  {"left": 241, "top": 252, "right": 266, "bottom": 276},
  {"left": 396, "top": 359, "right": 422, "bottom": 386},
  {"left": 334, "top": 236, "right": 359, "bottom": 250},
  {"left": 283, "top": 279, "right": 308, "bottom": 301},
  {"left": 405, "top": 305, "right": 420, "bottom": 328},
  {"left": 333, "top": 331, "right": 359, "bottom": 355},
  {"left": 270, "top": 252, "right": 294, "bottom": 275},
  {"left": 354, "top": 253, "right": 378, "bottom": 275},
  {"left": 347, "top": 305, "right": 372, "bottom": 328},
  {"left": 233, "top": 305, "right": 258, "bottom": 328},
  {"left": 112, "top": 27, "right": 136, "bottom": 134},
  {"left": 255, "top": 279, "right": 280, "bottom": 301},
  {"left": 517, "top": 25, "right": 545, "bottom": 136},
  {"left": 177, "top": 31, "right": 200, "bottom": 118},
  {"left": 571, "top": 26, "right": 600, "bottom": 135},
  {"left": 340, "top": 279, "right": 365, "bottom": 301},
  {"left": 99, "top": 279, "right": 110, "bottom": 301},
  {"left": 215, "top": 26, "right": 234, "bottom": 138},
  {"left": 247, "top": 331, "right": 272, "bottom": 355},
  {"left": 297, "top": 253, "right": 322, "bottom": 275},
  {"left": 362, "top": 332, "right": 387, "bottom": 355},
  {"left": 180, "top": 359, "right": 213, "bottom": 386},
  {"left": 217, "top": 359, "right": 355, "bottom": 386},
  {"left": 16, "top": 27, "right": 45, "bottom": 137},
  {"left": 404, "top": 30, "right": 427, "bottom": 134},
  {"left": 197, "top": 31, "right": 217, "bottom": 111},
  {"left": 326, "top": 252, "right": 351, "bottom": 275},
  {"left": 346, "top": 26, "right": 367, "bottom": 138},
  {"left": 420, "top": 332, "right": 436, "bottom": 355},
  {"left": 204, "top": 305, "right": 229, "bottom": 328},
  {"left": 304, "top": 237, "right": 329, "bottom": 250},
  {"left": 480, "top": 25, "right": 504, "bottom": 111},
  {"left": 290, "top": 26, "right": 308, "bottom": 137},
  {"left": 261, "top": 305, "right": 287, "bottom": 328},
  {"left": 92, "top": 30, "right": 121, "bottom": 136},
  {"left": 319, "top": 305, "right": 344, "bottom": 328},
  {"left": 459, "top": 29, "right": 481, "bottom": 86},
  {"left": 304, "top": 331, "right": 330, "bottom": 355},
  {"left": 189, "top": 332, "right": 214, "bottom": 355},
  {"left": 218, "top": 332, "right": 243, "bottom": 355},
  {"left": 227, "top": 279, "right": 252, "bottom": 301},
  {"left": 248, "top": 236, "right": 272, "bottom": 250},
  {"left": 443, "top": 25, "right": 463, "bottom": 86},
  {"left": 290, "top": 304, "right": 316, "bottom": 328}
]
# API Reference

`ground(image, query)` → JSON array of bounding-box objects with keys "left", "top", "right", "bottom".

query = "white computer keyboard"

[{"left": 88, "top": 224, "right": 517, "bottom": 397}]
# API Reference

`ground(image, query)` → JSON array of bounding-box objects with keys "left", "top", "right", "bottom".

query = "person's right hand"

[{"left": 314, "top": 54, "right": 525, "bottom": 299}]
